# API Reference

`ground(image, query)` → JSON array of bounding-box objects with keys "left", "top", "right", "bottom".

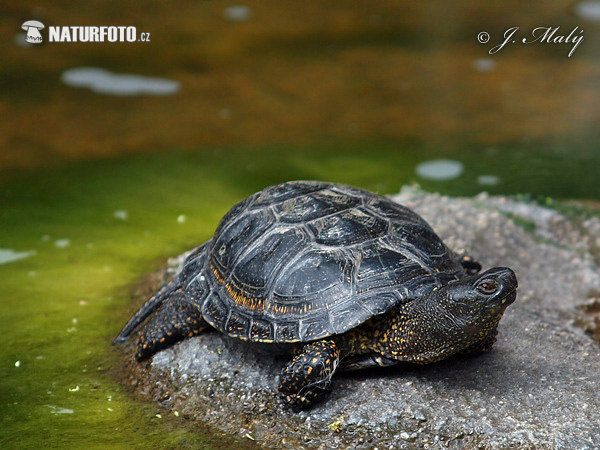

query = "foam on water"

[
  {"left": 224, "top": 6, "right": 251, "bottom": 21},
  {"left": 473, "top": 58, "right": 496, "bottom": 72},
  {"left": 416, "top": 159, "right": 464, "bottom": 181},
  {"left": 477, "top": 174, "right": 500, "bottom": 186},
  {"left": 47, "top": 405, "right": 75, "bottom": 415},
  {"left": 113, "top": 210, "right": 128, "bottom": 220},
  {"left": 575, "top": 1, "right": 600, "bottom": 20},
  {"left": 61, "top": 67, "right": 180, "bottom": 96},
  {"left": 54, "top": 239, "right": 71, "bottom": 248},
  {"left": 0, "top": 248, "right": 36, "bottom": 265}
]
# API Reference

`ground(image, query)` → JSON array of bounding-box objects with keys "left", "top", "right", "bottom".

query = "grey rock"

[{"left": 129, "top": 188, "right": 600, "bottom": 448}]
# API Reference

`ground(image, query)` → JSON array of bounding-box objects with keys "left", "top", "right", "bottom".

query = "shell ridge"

[{"left": 248, "top": 182, "right": 330, "bottom": 211}]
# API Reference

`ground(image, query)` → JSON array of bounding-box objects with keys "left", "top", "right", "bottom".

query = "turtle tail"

[{"left": 113, "top": 277, "right": 181, "bottom": 344}]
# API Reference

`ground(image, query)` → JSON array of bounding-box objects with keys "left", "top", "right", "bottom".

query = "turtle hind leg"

[
  {"left": 113, "top": 277, "right": 181, "bottom": 344},
  {"left": 115, "top": 243, "right": 210, "bottom": 344},
  {"left": 278, "top": 340, "right": 340, "bottom": 411},
  {"left": 135, "top": 289, "right": 210, "bottom": 361}
]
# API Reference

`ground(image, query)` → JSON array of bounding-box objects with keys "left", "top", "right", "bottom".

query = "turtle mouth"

[{"left": 499, "top": 289, "right": 517, "bottom": 307}]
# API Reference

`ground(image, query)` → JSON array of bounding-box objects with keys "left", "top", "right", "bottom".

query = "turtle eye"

[{"left": 476, "top": 280, "right": 499, "bottom": 295}]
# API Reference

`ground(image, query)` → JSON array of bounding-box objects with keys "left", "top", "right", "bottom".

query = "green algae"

[{"left": 0, "top": 142, "right": 599, "bottom": 448}]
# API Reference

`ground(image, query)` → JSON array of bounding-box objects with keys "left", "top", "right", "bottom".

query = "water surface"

[{"left": 2, "top": 0, "right": 600, "bottom": 447}]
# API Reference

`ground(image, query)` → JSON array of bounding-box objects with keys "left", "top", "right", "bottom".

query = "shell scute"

[
  {"left": 329, "top": 303, "right": 367, "bottom": 334},
  {"left": 274, "top": 322, "right": 299, "bottom": 342},
  {"left": 360, "top": 293, "right": 399, "bottom": 316},
  {"left": 298, "top": 318, "right": 331, "bottom": 341},
  {"left": 364, "top": 197, "right": 427, "bottom": 224},
  {"left": 202, "top": 294, "right": 229, "bottom": 331},
  {"left": 272, "top": 250, "right": 352, "bottom": 298},
  {"left": 275, "top": 188, "right": 361, "bottom": 223},
  {"left": 250, "top": 318, "right": 274, "bottom": 341},
  {"left": 389, "top": 222, "right": 450, "bottom": 268},
  {"left": 251, "top": 180, "right": 328, "bottom": 209},
  {"left": 210, "top": 208, "right": 275, "bottom": 279},
  {"left": 356, "top": 243, "right": 410, "bottom": 280},
  {"left": 307, "top": 207, "right": 388, "bottom": 246},
  {"left": 225, "top": 310, "right": 251, "bottom": 340},
  {"left": 229, "top": 228, "right": 309, "bottom": 299}
]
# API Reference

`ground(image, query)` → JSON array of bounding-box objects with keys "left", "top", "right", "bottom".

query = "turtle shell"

[{"left": 184, "top": 181, "right": 465, "bottom": 343}]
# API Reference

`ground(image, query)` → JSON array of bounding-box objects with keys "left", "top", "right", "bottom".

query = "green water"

[{"left": 1, "top": 141, "right": 598, "bottom": 448}]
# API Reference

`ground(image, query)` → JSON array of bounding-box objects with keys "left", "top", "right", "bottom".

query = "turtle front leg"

[
  {"left": 460, "top": 255, "right": 482, "bottom": 275},
  {"left": 136, "top": 289, "right": 210, "bottom": 361},
  {"left": 278, "top": 340, "right": 340, "bottom": 410}
]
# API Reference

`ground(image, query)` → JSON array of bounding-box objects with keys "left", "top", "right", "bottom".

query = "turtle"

[{"left": 115, "top": 181, "right": 518, "bottom": 410}]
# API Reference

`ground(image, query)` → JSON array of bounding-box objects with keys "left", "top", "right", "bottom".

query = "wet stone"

[{"left": 121, "top": 187, "right": 600, "bottom": 448}]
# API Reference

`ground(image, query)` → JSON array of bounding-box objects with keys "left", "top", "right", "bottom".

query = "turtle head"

[
  {"left": 445, "top": 267, "right": 518, "bottom": 313},
  {"left": 380, "top": 267, "right": 518, "bottom": 363},
  {"left": 427, "top": 267, "right": 517, "bottom": 358}
]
